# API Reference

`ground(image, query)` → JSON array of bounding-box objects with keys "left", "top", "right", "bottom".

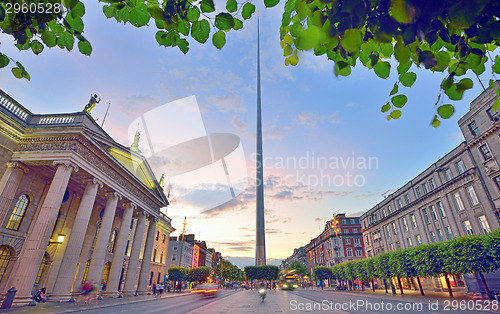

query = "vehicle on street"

[{"left": 190, "top": 283, "right": 219, "bottom": 298}]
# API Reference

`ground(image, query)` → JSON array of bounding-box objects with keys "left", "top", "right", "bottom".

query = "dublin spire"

[{"left": 255, "top": 12, "right": 266, "bottom": 266}]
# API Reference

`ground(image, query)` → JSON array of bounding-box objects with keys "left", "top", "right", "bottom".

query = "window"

[
  {"left": 401, "top": 217, "right": 408, "bottom": 232},
  {"left": 478, "top": 215, "right": 491, "bottom": 234},
  {"left": 6, "top": 194, "right": 29, "bottom": 230},
  {"left": 355, "top": 249, "right": 362, "bottom": 256},
  {"left": 163, "top": 234, "right": 166, "bottom": 243},
  {"left": 445, "top": 226, "right": 453, "bottom": 239},
  {"left": 429, "top": 205, "right": 438, "bottom": 221},
  {"left": 445, "top": 169, "right": 453, "bottom": 181},
  {"left": 353, "top": 228, "right": 358, "bottom": 233},
  {"left": 453, "top": 192, "right": 465, "bottom": 211},
  {"left": 385, "top": 225, "right": 391, "bottom": 238},
  {"left": 160, "top": 251, "right": 163, "bottom": 264},
  {"left": 0, "top": 246, "right": 11, "bottom": 283},
  {"left": 108, "top": 229, "right": 117, "bottom": 253},
  {"left": 429, "top": 231, "right": 436, "bottom": 243},
  {"left": 429, "top": 178, "right": 436, "bottom": 190},
  {"left": 346, "top": 248, "right": 353, "bottom": 257},
  {"left": 343, "top": 229, "right": 349, "bottom": 234},
  {"left": 415, "top": 235, "right": 422, "bottom": 245},
  {"left": 156, "top": 231, "right": 160, "bottom": 241},
  {"left": 125, "top": 240, "right": 130, "bottom": 256},
  {"left": 387, "top": 205, "right": 392, "bottom": 214},
  {"left": 436, "top": 229, "right": 444, "bottom": 241},
  {"left": 463, "top": 220, "right": 473, "bottom": 235},
  {"left": 391, "top": 222, "right": 397, "bottom": 235},
  {"left": 469, "top": 121, "right": 480, "bottom": 137},
  {"left": 365, "top": 236, "right": 369, "bottom": 246},
  {"left": 354, "top": 238, "right": 360, "bottom": 245},
  {"left": 397, "top": 199, "right": 403, "bottom": 209},
  {"left": 334, "top": 239, "right": 338, "bottom": 246},
  {"left": 381, "top": 209, "right": 386, "bottom": 218},
  {"left": 466, "top": 186, "right": 479, "bottom": 206},
  {"left": 436, "top": 202, "right": 446, "bottom": 218},
  {"left": 389, "top": 243, "right": 394, "bottom": 251},
  {"left": 456, "top": 160, "right": 466, "bottom": 174},
  {"left": 410, "top": 214, "right": 417, "bottom": 228},
  {"left": 422, "top": 208, "right": 429, "bottom": 223},
  {"left": 479, "top": 144, "right": 492, "bottom": 161},
  {"left": 153, "top": 249, "right": 157, "bottom": 262},
  {"left": 82, "top": 260, "right": 91, "bottom": 282},
  {"left": 396, "top": 242, "right": 401, "bottom": 249},
  {"left": 422, "top": 183, "right": 428, "bottom": 194},
  {"left": 130, "top": 218, "right": 135, "bottom": 230},
  {"left": 345, "top": 238, "right": 351, "bottom": 245},
  {"left": 102, "top": 262, "right": 111, "bottom": 283},
  {"left": 405, "top": 194, "right": 410, "bottom": 205},
  {"left": 495, "top": 176, "right": 500, "bottom": 191},
  {"left": 92, "top": 223, "right": 101, "bottom": 249},
  {"left": 406, "top": 237, "right": 412, "bottom": 247},
  {"left": 416, "top": 187, "right": 422, "bottom": 198},
  {"left": 149, "top": 271, "right": 154, "bottom": 285},
  {"left": 487, "top": 107, "right": 500, "bottom": 121}
]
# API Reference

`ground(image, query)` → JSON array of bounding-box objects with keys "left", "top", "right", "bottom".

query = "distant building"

[
  {"left": 280, "top": 246, "right": 306, "bottom": 270},
  {"left": 306, "top": 214, "right": 365, "bottom": 274},
  {"left": 361, "top": 85, "right": 500, "bottom": 293}
]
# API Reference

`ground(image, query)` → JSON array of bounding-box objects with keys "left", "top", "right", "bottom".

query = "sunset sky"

[{"left": 0, "top": 2, "right": 490, "bottom": 268}]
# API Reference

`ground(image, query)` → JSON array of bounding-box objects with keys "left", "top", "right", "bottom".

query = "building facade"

[
  {"left": 280, "top": 246, "right": 306, "bottom": 271},
  {"left": 361, "top": 85, "right": 500, "bottom": 292},
  {"left": 306, "top": 214, "right": 365, "bottom": 274},
  {"left": 0, "top": 90, "right": 174, "bottom": 304},
  {"left": 148, "top": 216, "right": 173, "bottom": 287}
]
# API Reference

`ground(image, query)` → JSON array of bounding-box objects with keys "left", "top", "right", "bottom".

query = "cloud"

[
  {"left": 346, "top": 103, "right": 357, "bottom": 107},
  {"left": 207, "top": 93, "right": 246, "bottom": 113},
  {"left": 329, "top": 113, "right": 340, "bottom": 124},
  {"left": 231, "top": 115, "right": 249, "bottom": 135},
  {"left": 347, "top": 210, "right": 366, "bottom": 217},
  {"left": 314, "top": 217, "right": 322, "bottom": 222},
  {"left": 297, "top": 112, "right": 324, "bottom": 127}
]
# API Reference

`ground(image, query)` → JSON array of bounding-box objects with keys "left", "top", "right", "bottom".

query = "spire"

[{"left": 255, "top": 12, "right": 266, "bottom": 266}]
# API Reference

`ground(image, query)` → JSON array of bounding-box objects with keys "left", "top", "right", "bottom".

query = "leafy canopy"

[{"left": 2, "top": 0, "right": 500, "bottom": 124}]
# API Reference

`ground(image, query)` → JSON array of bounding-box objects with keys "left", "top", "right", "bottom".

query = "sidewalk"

[{"left": 0, "top": 290, "right": 192, "bottom": 313}]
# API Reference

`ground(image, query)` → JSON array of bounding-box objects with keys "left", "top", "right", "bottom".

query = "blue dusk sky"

[{"left": 0, "top": 2, "right": 491, "bottom": 267}]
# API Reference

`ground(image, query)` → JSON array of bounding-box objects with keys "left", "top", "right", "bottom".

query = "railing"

[
  {"left": 38, "top": 115, "right": 75, "bottom": 124},
  {"left": 0, "top": 92, "right": 30, "bottom": 121},
  {"left": 159, "top": 211, "right": 172, "bottom": 224}
]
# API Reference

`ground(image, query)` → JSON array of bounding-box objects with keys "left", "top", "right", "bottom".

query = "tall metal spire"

[{"left": 255, "top": 11, "right": 266, "bottom": 266}]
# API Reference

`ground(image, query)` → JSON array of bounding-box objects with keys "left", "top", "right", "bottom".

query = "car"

[{"left": 191, "top": 284, "right": 219, "bottom": 298}]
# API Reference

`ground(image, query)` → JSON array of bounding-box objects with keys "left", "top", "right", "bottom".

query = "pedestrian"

[
  {"left": 155, "top": 283, "right": 161, "bottom": 297},
  {"left": 167, "top": 283, "right": 171, "bottom": 293},
  {"left": 159, "top": 283, "right": 164, "bottom": 296},
  {"left": 153, "top": 283, "right": 157, "bottom": 296}
]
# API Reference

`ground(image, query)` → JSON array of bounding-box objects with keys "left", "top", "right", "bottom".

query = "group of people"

[
  {"left": 153, "top": 283, "right": 172, "bottom": 296},
  {"left": 75, "top": 282, "right": 101, "bottom": 305}
]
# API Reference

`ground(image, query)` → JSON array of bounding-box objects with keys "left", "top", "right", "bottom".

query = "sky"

[{"left": 0, "top": 2, "right": 493, "bottom": 269}]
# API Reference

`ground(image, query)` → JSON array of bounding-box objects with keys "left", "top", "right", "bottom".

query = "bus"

[{"left": 281, "top": 275, "right": 299, "bottom": 290}]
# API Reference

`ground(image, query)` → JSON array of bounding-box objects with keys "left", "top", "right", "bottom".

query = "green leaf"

[
  {"left": 11, "top": 67, "right": 23, "bottom": 79},
  {"left": 341, "top": 29, "right": 362, "bottom": 53},
  {"left": 381, "top": 103, "right": 391, "bottom": 112},
  {"left": 30, "top": 40, "right": 44, "bottom": 55},
  {"left": 391, "top": 95, "right": 407, "bottom": 108},
  {"left": 147, "top": 6, "right": 164, "bottom": 20},
  {"left": 62, "top": 31, "right": 74, "bottom": 51},
  {"left": 201, "top": 0, "right": 215, "bottom": 13},
  {"left": 334, "top": 61, "right": 351, "bottom": 76},
  {"left": 445, "top": 85, "right": 463, "bottom": 100},
  {"left": 456, "top": 78, "right": 473, "bottom": 92},
  {"left": 296, "top": 26, "right": 321, "bottom": 51},
  {"left": 397, "top": 61, "right": 411, "bottom": 74},
  {"left": 433, "top": 51, "right": 451, "bottom": 72},
  {"left": 233, "top": 18, "right": 243, "bottom": 30},
  {"left": 492, "top": 99, "right": 500, "bottom": 111},
  {"left": 70, "top": 1, "right": 85, "bottom": 18},
  {"left": 178, "top": 19, "right": 190, "bottom": 36},
  {"left": 156, "top": 31, "right": 168, "bottom": 46},
  {"left": 187, "top": 7, "right": 200, "bottom": 22},
  {"left": 215, "top": 13, "right": 235, "bottom": 31},
  {"left": 390, "top": 83, "right": 398, "bottom": 96},
  {"left": 65, "top": 15, "right": 84, "bottom": 33},
  {"left": 129, "top": 4, "right": 150, "bottom": 27},
  {"left": 399, "top": 72, "right": 416, "bottom": 87},
  {"left": 212, "top": 30, "right": 226, "bottom": 49},
  {"left": 394, "top": 40, "right": 410, "bottom": 64},
  {"left": 493, "top": 56, "right": 500, "bottom": 74},
  {"left": 390, "top": 0, "right": 416, "bottom": 24},
  {"left": 0, "top": 54, "right": 8, "bottom": 68},
  {"left": 374, "top": 61, "right": 391, "bottom": 79},
  {"left": 41, "top": 31, "right": 57, "bottom": 47},
  {"left": 265, "top": 0, "right": 280, "bottom": 8},
  {"left": 437, "top": 104, "right": 455, "bottom": 119},
  {"left": 226, "top": 0, "right": 237, "bottom": 12},
  {"left": 103, "top": 5, "right": 117, "bottom": 18},
  {"left": 78, "top": 40, "right": 92, "bottom": 56},
  {"left": 431, "top": 115, "right": 441, "bottom": 128},
  {"left": 242, "top": 3, "right": 255, "bottom": 20},
  {"left": 191, "top": 20, "right": 210, "bottom": 43},
  {"left": 177, "top": 38, "right": 189, "bottom": 54},
  {"left": 284, "top": 45, "right": 293, "bottom": 56},
  {"left": 391, "top": 110, "right": 402, "bottom": 119},
  {"left": 441, "top": 75, "right": 454, "bottom": 90}
]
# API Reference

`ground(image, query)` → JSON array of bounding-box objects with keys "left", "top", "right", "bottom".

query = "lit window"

[
  {"left": 385, "top": 225, "right": 391, "bottom": 238},
  {"left": 429, "top": 205, "right": 438, "bottom": 221},
  {"left": 445, "top": 169, "right": 453, "bottom": 181},
  {"left": 389, "top": 243, "right": 394, "bottom": 251},
  {"left": 429, "top": 178, "right": 435, "bottom": 190},
  {"left": 397, "top": 199, "right": 403, "bottom": 209},
  {"left": 479, "top": 144, "right": 492, "bottom": 161},
  {"left": 410, "top": 214, "right": 417, "bottom": 228},
  {"left": 406, "top": 237, "right": 412, "bottom": 247},
  {"left": 401, "top": 217, "right": 408, "bottom": 232},
  {"left": 445, "top": 226, "right": 453, "bottom": 239},
  {"left": 381, "top": 209, "right": 386, "bottom": 218},
  {"left": 456, "top": 160, "right": 466, "bottom": 174},
  {"left": 0, "top": 246, "right": 11, "bottom": 283},
  {"left": 35, "top": 254, "right": 47, "bottom": 284},
  {"left": 108, "top": 229, "right": 117, "bottom": 253},
  {"left": 466, "top": 186, "right": 479, "bottom": 206},
  {"left": 6, "top": 194, "right": 30, "bottom": 231},
  {"left": 478, "top": 215, "right": 491, "bottom": 234},
  {"left": 153, "top": 249, "right": 157, "bottom": 262},
  {"left": 415, "top": 235, "right": 422, "bottom": 245},
  {"left": 391, "top": 222, "right": 397, "bottom": 235},
  {"left": 469, "top": 121, "right": 479, "bottom": 137},
  {"left": 463, "top": 220, "right": 473, "bottom": 235},
  {"left": 436, "top": 202, "right": 446, "bottom": 218},
  {"left": 436, "top": 229, "right": 444, "bottom": 241},
  {"left": 92, "top": 223, "right": 101, "bottom": 249},
  {"left": 453, "top": 192, "right": 465, "bottom": 211},
  {"left": 387, "top": 205, "right": 392, "bottom": 214}
]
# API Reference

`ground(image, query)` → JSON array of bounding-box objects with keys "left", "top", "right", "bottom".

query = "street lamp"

[{"left": 49, "top": 234, "right": 66, "bottom": 245}]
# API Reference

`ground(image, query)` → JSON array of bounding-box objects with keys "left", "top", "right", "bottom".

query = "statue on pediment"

[
  {"left": 130, "top": 130, "right": 141, "bottom": 152},
  {"left": 84, "top": 94, "right": 100, "bottom": 114}
]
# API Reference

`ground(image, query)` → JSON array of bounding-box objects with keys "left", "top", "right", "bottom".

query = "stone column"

[
  {"left": 0, "top": 162, "right": 29, "bottom": 226},
  {"left": 136, "top": 216, "right": 157, "bottom": 294},
  {"left": 104, "top": 202, "right": 135, "bottom": 297},
  {"left": 85, "top": 192, "right": 121, "bottom": 284},
  {"left": 11, "top": 160, "right": 77, "bottom": 303},
  {"left": 50, "top": 179, "right": 103, "bottom": 300},
  {"left": 122, "top": 210, "right": 146, "bottom": 296}
]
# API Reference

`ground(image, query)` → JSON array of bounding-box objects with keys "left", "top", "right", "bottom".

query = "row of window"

[
  {"left": 468, "top": 106, "right": 500, "bottom": 139},
  {"left": 152, "top": 249, "right": 164, "bottom": 264},
  {"left": 332, "top": 237, "right": 361, "bottom": 246}
]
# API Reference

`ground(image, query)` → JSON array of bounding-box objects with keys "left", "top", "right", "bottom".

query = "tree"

[
  {"left": 168, "top": 266, "right": 188, "bottom": 291},
  {"left": 363, "top": 258, "right": 377, "bottom": 292},
  {"left": 287, "top": 261, "right": 307, "bottom": 276},
  {"left": 2, "top": 0, "right": 500, "bottom": 125},
  {"left": 374, "top": 253, "right": 393, "bottom": 294},
  {"left": 313, "top": 266, "right": 332, "bottom": 290},
  {"left": 244, "top": 265, "right": 280, "bottom": 281},
  {"left": 186, "top": 266, "right": 212, "bottom": 284}
]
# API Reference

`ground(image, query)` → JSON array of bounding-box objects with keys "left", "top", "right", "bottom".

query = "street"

[{"left": 4, "top": 288, "right": 496, "bottom": 314}]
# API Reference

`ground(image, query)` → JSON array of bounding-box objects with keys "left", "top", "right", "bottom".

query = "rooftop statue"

[
  {"left": 130, "top": 130, "right": 141, "bottom": 153},
  {"left": 84, "top": 94, "right": 100, "bottom": 114}
]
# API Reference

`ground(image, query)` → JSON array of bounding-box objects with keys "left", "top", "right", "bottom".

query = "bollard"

[{"left": 0, "top": 287, "right": 17, "bottom": 309}]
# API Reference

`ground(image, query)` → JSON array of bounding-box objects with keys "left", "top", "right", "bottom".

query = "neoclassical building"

[{"left": 0, "top": 89, "right": 174, "bottom": 305}]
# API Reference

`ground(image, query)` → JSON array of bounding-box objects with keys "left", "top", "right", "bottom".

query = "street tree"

[
  {"left": 1, "top": 0, "right": 500, "bottom": 124},
  {"left": 374, "top": 253, "right": 393, "bottom": 294},
  {"left": 288, "top": 260, "right": 307, "bottom": 276},
  {"left": 186, "top": 266, "right": 212, "bottom": 284},
  {"left": 313, "top": 266, "right": 332, "bottom": 290},
  {"left": 168, "top": 266, "right": 188, "bottom": 291}
]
